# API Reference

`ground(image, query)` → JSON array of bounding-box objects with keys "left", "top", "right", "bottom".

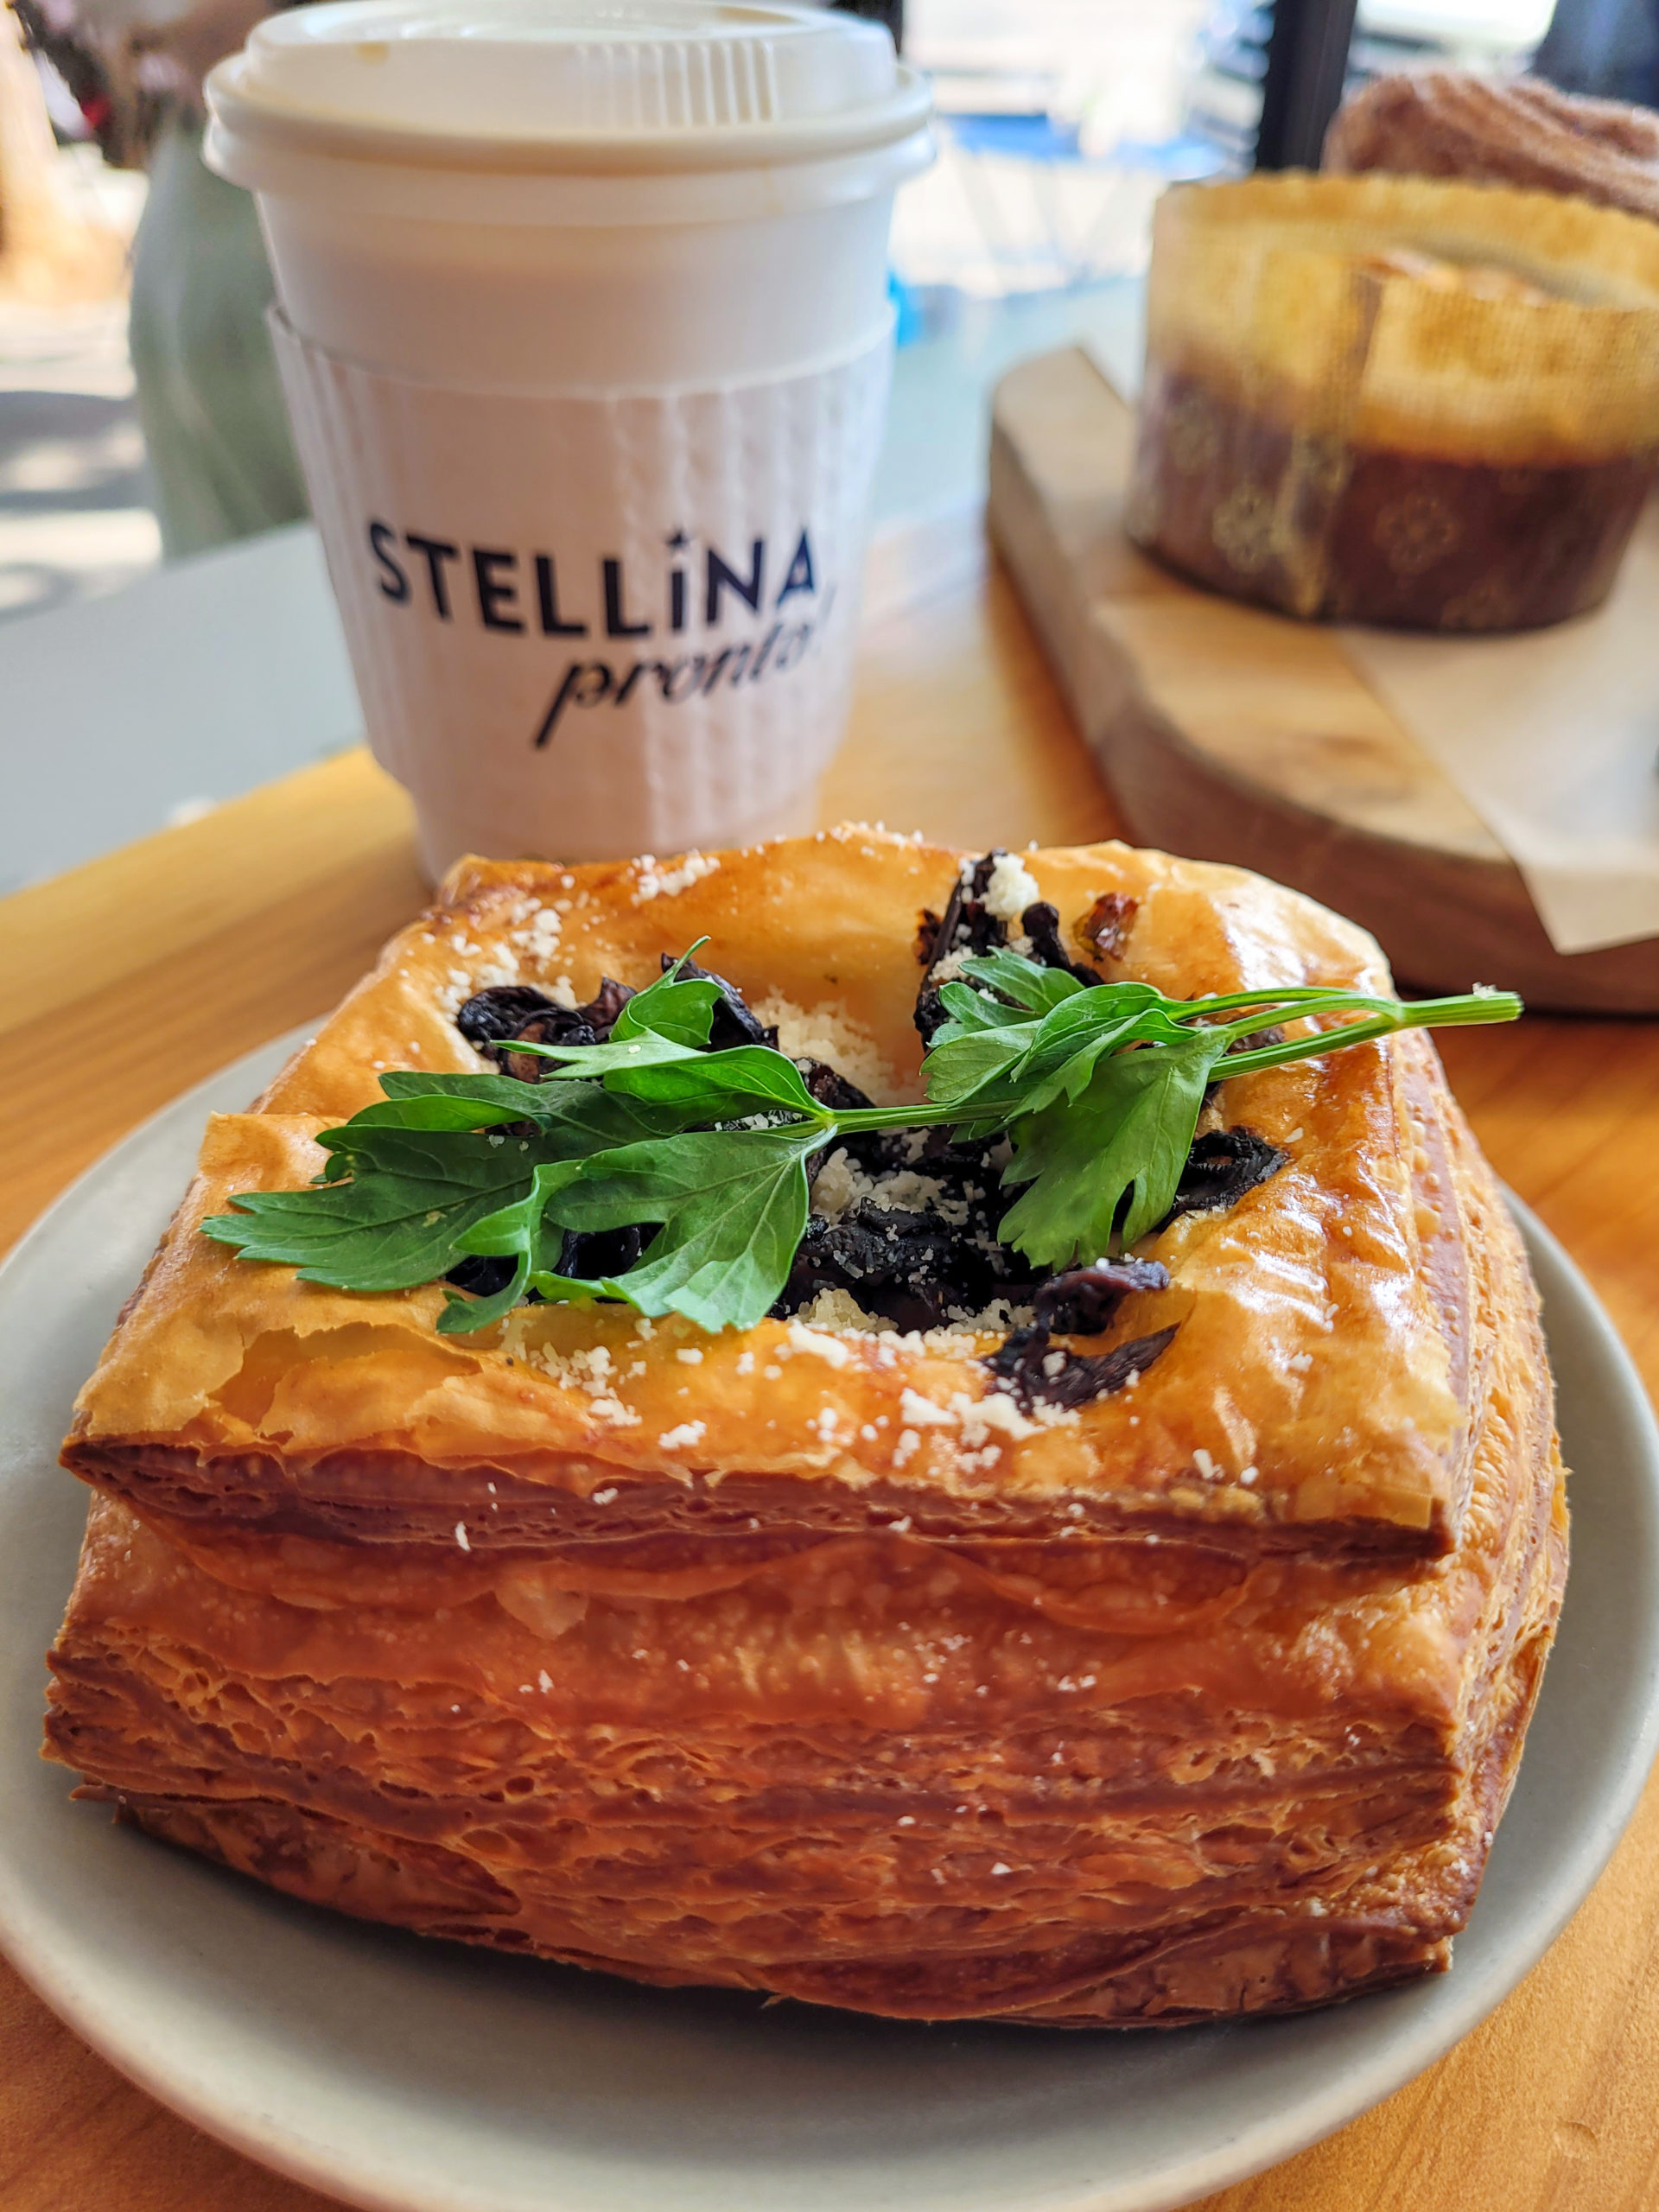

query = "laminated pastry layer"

[
  {"left": 64, "top": 834, "right": 1474, "bottom": 1559},
  {"left": 48, "top": 1088, "right": 1550, "bottom": 1828},
  {"left": 45, "top": 1327, "right": 1561, "bottom": 2024},
  {"left": 46, "top": 829, "right": 1567, "bottom": 2028},
  {"left": 92, "top": 1792, "right": 1461, "bottom": 2024},
  {"left": 46, "top": 1134, "right": 1562, "bottom": 2029}
]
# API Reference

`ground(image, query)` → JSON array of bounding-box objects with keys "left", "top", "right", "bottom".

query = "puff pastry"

[{"left": 44, "top": 830, "right": 1567, "bottom": 2024}]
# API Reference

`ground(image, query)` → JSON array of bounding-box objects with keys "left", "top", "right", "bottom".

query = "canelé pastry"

[
  {"left": 1325, "top": 70, "right": 1659, "bottom": 226},
  {"left": 1130, "top": 170, "right": 1659, "bottom": 629},
  {"left": 45, "top": 831, "right": 1566, "bottom": 2024}
]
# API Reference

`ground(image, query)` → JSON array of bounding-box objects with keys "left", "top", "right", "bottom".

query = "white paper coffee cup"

[{"left": 204, "top": 0, "right": 931, "bottom": 877}]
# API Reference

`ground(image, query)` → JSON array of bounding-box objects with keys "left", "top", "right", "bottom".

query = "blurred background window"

[
  {"left": 1188, "top": 0, "right": 1554, "bottom": 169},
  {"left": 885, "top": 0, "right": 1556, "bottom": 304},
  {"left": 891, "top": 0, "right": 1222, "bottom": 297}
]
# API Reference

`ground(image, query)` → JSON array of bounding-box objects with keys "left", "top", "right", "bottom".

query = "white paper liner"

[
  {"left": 1340, "top": 504, "right": 1659, "bottom": 957},
  {"left": 271, "top": 315, "right": 893, "bottom": 873}
]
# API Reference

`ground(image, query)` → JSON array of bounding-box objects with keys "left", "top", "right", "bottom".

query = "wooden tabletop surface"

[{"left": 3, "top": 509, "right": 1657, "bottom": 2212}]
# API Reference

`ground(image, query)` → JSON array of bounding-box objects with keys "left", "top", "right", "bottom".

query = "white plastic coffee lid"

[{"left": 207, "top": 0, "right": 930, "bottom": 174}]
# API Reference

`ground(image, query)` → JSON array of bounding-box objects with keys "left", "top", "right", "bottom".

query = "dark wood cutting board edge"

[{"left": 987, "top": 345, "right": 1659, "bottom": 1014}]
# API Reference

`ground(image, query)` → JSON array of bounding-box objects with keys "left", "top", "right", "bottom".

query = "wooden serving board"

[{"left": 987, "top": 346, "right": 1659, "bottom": 1014}]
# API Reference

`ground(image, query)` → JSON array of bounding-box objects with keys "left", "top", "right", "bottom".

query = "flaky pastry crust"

[
  {"left": 44, "top": 830, "right": 1566, "bottom": 2024},
  {"left": 65, "top": 832, "right": 1470, "bottom": 1558}
]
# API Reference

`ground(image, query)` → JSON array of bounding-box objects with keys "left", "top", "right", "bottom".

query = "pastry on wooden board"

[
  {"left": 1325, "top": 69, "right": 1659, "bottom": 225},
  {"left": 43, "top": 830, "right": 1566, "bottom": 2025},
  {"left": 1129, "top": 170, "right": 1659, "bottom": 630}
]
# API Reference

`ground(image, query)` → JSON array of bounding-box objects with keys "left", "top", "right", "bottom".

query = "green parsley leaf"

[
  {"left": 200, "top": 1125, "right": 566, "bottom": 1292},
  {"left": 609, "top": 948, "right": 722, "bottom": 1050},
  {"left": 438, "top": 1160, "right": 589, "bottom": 1334},
  {"left": 323, "top": 1078, "right": 695, "bottom": 1153},
  {"left": 931, "top": 981, "right": 1032, "bottom": 1039},
  {"left": 333, "top": 1069, "right": 593, "bottom": 1134},
  {"left": 951, "top": 948, "right": 1085, "bottom": 1016},
  {"left": 497, "top": 1028, "right": 705, "bottom": 1083},
  {"left": 499, "top": 1036, "right": 830, "bottom": 1121},
  {"left": 202, "top": 934, "right": 1525, "bottom": 1335},
  {"left": 606, "top": 1044, "right": 830, "bottom": 1119},
  {"left": 997, "top": 1030, "right": 1225, "bottom": 1266},
  {"left": 925, "top": 975, "right": 1173, "bottom": 1116},
  {"left": 923, "top": 1001, "right": 1041, "bottom": 1106},
  {"left": 532, "top": 1124, "right": 824, "bottom": 1332}
]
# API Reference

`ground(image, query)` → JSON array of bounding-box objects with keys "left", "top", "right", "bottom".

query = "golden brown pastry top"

[
  {"left": 67, "top": 830, "right": 1480, "bottom": 1554},
  {"left": 1145, "top": 170, "right": 1659, "bottom": 464},
  {"left": 1325, "top": 70, "right": 1659, "bottom": 226}
]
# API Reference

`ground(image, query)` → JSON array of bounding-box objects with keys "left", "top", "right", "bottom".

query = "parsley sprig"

[{"left": 202, "top": 944, "right": 1520, "bottom": 1333}]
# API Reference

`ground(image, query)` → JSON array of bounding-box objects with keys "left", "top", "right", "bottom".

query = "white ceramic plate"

[{"left": 3, "top": 1033, "right": 1657, "bottom": 2212}]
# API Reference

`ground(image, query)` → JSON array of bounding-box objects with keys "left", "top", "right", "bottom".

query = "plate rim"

[{"left": 3, "top": 1030, "right": 1657, "bottom": 2212}]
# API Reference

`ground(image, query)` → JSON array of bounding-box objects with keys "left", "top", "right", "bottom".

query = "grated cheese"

[
  {"left": 982, "top": 852, "right": 1041, "bottom": 921},
  {"left": 797, "top": 1287, "right": 894, "bottom": 1334},
  {"left": 948, "top": 1390, "right": 1037, "bottom": 1445},
  {"left": 785, "top": 1321, "right": 855, "bottom": 1367},
  {"left": 898, "top": 1389, "right": 957, "bottom": 1430},
  {"left": 753, "top": 993, "right": 906, "bottom": 1103},
  {"left": 632, "top": 851, "right": 721, "bottom": 903}
]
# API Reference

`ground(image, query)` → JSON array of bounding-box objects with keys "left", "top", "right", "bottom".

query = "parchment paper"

[{"left": 1339, "top": 508, "right": 1659, "bottom": 957}]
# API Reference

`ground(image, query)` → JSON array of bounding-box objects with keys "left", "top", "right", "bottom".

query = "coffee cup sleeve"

[{"left": 270, "top": 312, "right": 894, "bottom": 873}]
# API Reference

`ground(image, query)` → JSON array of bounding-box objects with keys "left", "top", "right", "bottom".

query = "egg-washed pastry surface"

[
  {"left": 46, "top": 830, "right": 1566, "bottom": 2024},
  {"left": 1130, "top": 170, "right": 1659, "bottom": 631},
  {"left": 67, "top": 830, "right": 1475, "bottom": 1556}
]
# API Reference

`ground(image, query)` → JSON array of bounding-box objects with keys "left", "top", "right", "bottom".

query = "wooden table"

[{"left": 3, "top": 510, "right": 1657, "bottom": 2212}]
